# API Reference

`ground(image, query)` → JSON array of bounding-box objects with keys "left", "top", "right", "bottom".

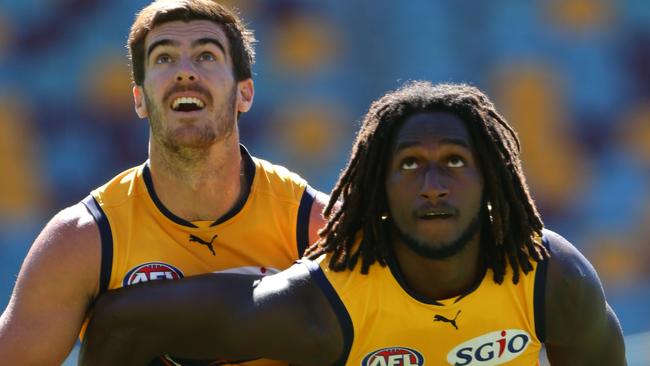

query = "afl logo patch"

[
  {"left": 123, "top": 262, "right": 184, "bottom": 286},
  {"left": 362, "top": 347, "right": 424, "bottom": 366}
]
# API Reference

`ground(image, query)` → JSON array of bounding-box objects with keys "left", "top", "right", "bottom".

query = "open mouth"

[
  {"left": 419, "top": 212, "right": 454, "bottom": 220},
  {"left": 170, "top": 96, "right": 206, "bottom": 112},
  {"left": 415, "top": 204, "right": 456, "bottom": 220}
]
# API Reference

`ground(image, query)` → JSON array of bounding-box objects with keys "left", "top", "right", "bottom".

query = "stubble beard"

[
  {"left": 391, "top": 207, "right": 483, "bottom": 261},
  {"left": 146, "top": 86, "right": 238, "bottom": 167}
]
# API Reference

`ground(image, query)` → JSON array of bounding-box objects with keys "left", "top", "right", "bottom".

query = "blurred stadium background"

[{"left": 0, "top": 0, "right": 648, "bottom": 364}]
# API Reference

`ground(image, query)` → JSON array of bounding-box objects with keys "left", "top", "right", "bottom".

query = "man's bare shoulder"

[
  {"left": 0, "top": 202, "right": 103, "bottom": 363},
  {"left": 543, "top": 229, "right": 603, "bottom": 310},
  {"left": 24, "top": 202, "right": 102, "bottom": 296},
  {"left": 543, "top": 229, "right": 602, "bottom": 304},
  {"left": 308, "top": 191, "right": 331, "bottom": 246},
  {"left": 542, "top": 228, "right": 625, "bottom": 365},
  {"left": 41, "top": 202, "right": 100, "bottom": 253}
]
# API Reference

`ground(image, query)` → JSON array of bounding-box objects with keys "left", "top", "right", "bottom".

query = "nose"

[
  {"left": 175, "top": 59, "right": 198, "bottom": 82},
  {"left": 420, "top": 166, "right": 449, "bottom": 200}
]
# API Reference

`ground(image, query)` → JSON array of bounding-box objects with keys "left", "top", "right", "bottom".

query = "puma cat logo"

[
  {"left": 188, "top": 234, "right": 217, "bottom": 256},
  {"left": 434, "top": 310, "right": 461, "bottom": 330}
]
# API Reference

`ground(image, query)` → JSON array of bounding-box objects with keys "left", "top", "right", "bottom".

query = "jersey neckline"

[
  {"left": 383, "top": 240, "right": 488, "bottom": 306},
  {"left": 142, "top": 144, "right": 257, "bottom": 228}
]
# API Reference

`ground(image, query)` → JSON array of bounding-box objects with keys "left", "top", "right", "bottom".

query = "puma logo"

[
  {"left": 434, "top": 310, "right": 461, "bottom": 330},
  {"left": 188, "top": 234, "right": 217, "bottom": 256}
]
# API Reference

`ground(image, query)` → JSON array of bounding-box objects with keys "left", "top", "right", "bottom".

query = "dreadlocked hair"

[{"left": 304, "top": 81, "right": 549, "bottom": 284}]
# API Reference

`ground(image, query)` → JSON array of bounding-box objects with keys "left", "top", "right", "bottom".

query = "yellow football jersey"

[
  {"left": 306, "top": 237, "right": 549, "bottom": 366},
  {"left": 82, "top": 146, "right": 316, "bottom": 366}
]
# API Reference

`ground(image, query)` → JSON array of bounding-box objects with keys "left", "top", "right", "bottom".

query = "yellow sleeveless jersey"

[
  {"left": 81, "top": 146, "right": 317, "bottom": 366},
  {"left": 304, "top": 237, "right": 550, "bottom": 366}
]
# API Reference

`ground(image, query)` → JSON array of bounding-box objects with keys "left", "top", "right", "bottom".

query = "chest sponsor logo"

[
  {"left": 123, "top": 262, "right": 184, "bottom": 286},
  {"left": 446, "top": 329, "right": 531, "bottom": 365},
  {"left": 362, "top": 347, "right": 424, "bottom": 366}
]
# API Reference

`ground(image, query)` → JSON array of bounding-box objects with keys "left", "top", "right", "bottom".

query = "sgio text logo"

[{"left": 446, "top": 329, "right": 531, "bottom": 365}]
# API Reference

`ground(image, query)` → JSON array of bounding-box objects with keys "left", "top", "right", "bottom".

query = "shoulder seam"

[
  {"left": 533, "top": 235, "right": 550, "bottom": 343},
  {"left": 299, "top": 260, "right": 354, "bottom": 366},
  {"left": 296, "top": 185, "right": 317, "bottom": 256},
  {"left": 81, "top": 195, "right": 114, "bottom": 294}
]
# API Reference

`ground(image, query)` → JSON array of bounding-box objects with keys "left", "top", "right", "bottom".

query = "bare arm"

[
  {"left": 543, "top": 230, "right": 626, "bottom": 365},
  {"left": 80, "top": 261, "right": 343, "bottom": 366},
  {"left": 0, "top": 203, "right": 101, "bottom": 364},
  {"left": 308, "top": 190, "right": 331, "bottom": 246}
]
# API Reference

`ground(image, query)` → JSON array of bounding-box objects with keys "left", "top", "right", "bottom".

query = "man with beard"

[
  {"left": 81, "top": 81, "right": 626, "bottom": 365},
  {"left": 0, "top": 1, "right": 328, "bottom": 365}
]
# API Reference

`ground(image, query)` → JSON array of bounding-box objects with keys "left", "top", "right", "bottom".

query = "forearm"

[
  {"left": 79, "top": 287, "right": 170, "bottom": 366},
  {"left": 80, "top": 264, "right": 341, "bottom": 365},
  {"left": 79, "top": 274, "right": 256, "bottom": 365},
  {"left": 80, "top": 324, "right": 160, "bottom": 366}
]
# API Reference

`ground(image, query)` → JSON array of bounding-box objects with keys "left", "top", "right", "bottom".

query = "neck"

[
  {"left": 391, "top": 232, "right": 483, "bottom": 301},
  {"left": 148, "top": 130, "right": 246, "bottom": 222}
]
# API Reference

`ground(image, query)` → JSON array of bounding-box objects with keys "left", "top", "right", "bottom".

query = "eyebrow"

[
  {"left": 394, "top": 138, "right": 470, "bottom": 152},
  {"left": 147, "top": 39, "right": 178, "bottom": 59},
  {"left": 146, "top": 37, "right": 227, "bottom": 59},
  {"left": 193, "top": 37, "right": 226, "bottom": 55}
]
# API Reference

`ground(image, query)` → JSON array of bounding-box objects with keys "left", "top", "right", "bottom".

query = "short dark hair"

[
  {"left": 127, "top": 0, "right": 256, "bottom": 86},
  {"left": 306, "top": 81, "right": 549, "bottom": 284}
]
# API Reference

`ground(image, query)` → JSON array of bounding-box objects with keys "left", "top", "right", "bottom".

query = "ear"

[
  {"left": 236, "top": 78, "right": 254, "bottom": 113},
  {"left": 133, "top": 85, "right": 148, "bottom": 118}
]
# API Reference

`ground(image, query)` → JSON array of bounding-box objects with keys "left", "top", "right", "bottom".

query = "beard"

[
  {"left": 391, "top": 207, "right": 483, "bottom": 261},
  {"left": 145, "top": 84, "right": 238, "bottom": 157}
]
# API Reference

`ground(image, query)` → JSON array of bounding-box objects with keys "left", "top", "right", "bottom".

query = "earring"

[{"left": 486, "top": 201, "right": 494, "bottom": 223}]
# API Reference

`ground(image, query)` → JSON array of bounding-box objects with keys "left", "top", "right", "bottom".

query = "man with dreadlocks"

[{"left": 81, "top": 81, "right": 626, "bottom": 366}]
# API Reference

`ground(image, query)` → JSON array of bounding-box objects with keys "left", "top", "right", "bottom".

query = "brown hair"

[
  {"left": 127, "top": 0, "right": 256, "bottom": 85},
  {"left": 306, "top": 81, "right": 549, "bottom": 284}
]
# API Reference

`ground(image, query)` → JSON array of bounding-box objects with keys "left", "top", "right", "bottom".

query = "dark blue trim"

[
  {"left": 534, "top": 235, "right": 550, "bottom": 343},
  {"left": 82, "top": 195, "right": 113, "bottom": 294},
  {"left": 300, "top": 259, "right": 353, "bottom": 366},
  {"left": 384, "top": 239, "right": 487, "bottom": 305},
  {"left": 211, "top": 145, "right": 256, "bottom": 226},
  {"left": 296, "top": 185, "right": 317, "bottom": 256},
  {"left": 142, "top": 163, "right": 198, "bottom": 228},
  {"left": 142, "top": 145, "right": 257, "bottom": 228},
  {"left": 384, "top": 243, "right": 445, "bottom": 305}
]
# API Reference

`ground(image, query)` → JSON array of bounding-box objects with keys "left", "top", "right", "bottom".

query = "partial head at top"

[{"left": 128, "top": 0, "right": 256, "bottom": 86}]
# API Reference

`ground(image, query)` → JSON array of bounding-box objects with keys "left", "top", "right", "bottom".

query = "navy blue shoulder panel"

[
  {"left": 81, "top": 195, "right": 113, "bottom": 294},
  {"left": 296, "top": 185, "right": 317, "bottom": 257},
  {"left": 534, "top": 235, "right": 551, "bottom": 343},
  {"left": 299, "top": 259, "right": 353, "bottom": 366}
]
